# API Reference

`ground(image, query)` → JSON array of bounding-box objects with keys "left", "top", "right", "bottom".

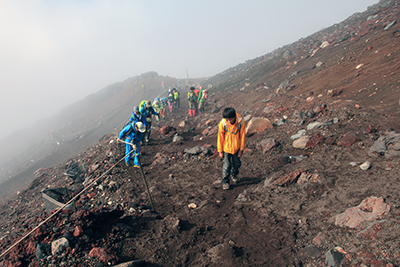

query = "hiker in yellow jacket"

[{"left": 217, "top": 107, "right": 246, "bottom": 190}]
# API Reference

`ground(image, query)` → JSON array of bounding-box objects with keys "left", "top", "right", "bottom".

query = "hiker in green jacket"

[{"left": 197, "top": 86, "right": 206, "bottom": 114}]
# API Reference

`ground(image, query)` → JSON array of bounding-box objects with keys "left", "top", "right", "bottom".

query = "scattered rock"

[
  {"left": 325, "top": 248, "right": 344, "bottom": 267},
  {"left": 256, "top": 138, "right": 279, "bottom": 154},
  {"left": 359, "top": 161, "right": 371, "bottom": 170},
  {"left": 245, "top": 117, "right": 273, "bottom": 135},
  {"left": 293, "top": 136, "right": 310, "bottom": 149},
  {"left": 337, "top": 133, "right": 361, "bottom": 147},
  {"left": 51, "top": 237, "right": 69, "bottom": 256},
  {"left": 335, "top": 196, "right": 390, "bottom": 228}
]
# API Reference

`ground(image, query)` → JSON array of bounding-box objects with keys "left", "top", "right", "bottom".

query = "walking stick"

[
  {"left": 117, "top": 138, "right": 157, "bottom": 213},
  {"left": 136, "top": 152, "right": 156, "bottom": 213}
]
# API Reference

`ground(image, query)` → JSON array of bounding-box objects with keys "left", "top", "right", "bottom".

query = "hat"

[
  {"left": 199, "top": 86, "right": 203, "bottom": 89},
  {"left": 133, "top": 106, "right": 139, "bottom": 113},
  {"left": 190, "top": 87, "right": 195, "bottom": 90},
  {"left": 146, "top": 100, "right": 151, "bottom": 107},
  {"left": 135, "top": 122, "right": 146, "bottom": 133}
]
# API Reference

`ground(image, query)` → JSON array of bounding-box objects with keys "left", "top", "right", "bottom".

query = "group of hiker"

[
  {"left": 187, "top": 86, "right": 207, "bottom": 116},
  {"left": 118, "top": 85, "right": 244, "bottom": 190}
]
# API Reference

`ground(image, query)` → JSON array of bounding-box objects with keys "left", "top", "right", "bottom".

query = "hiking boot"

[
  {"left": 222, "top": 183, "right": 230, "bottom": 190},
  {"left": 125, "top": 162, "right": 130, "bottom": 167},
  {"left": 231, "top": 176, "right": 238, "bottom": 184}
]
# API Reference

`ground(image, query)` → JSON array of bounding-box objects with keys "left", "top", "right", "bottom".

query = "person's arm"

[
  {"left": 217, "top": 121, "right": 225, "bottom": 158},
  {"left": 118, "top": 124, "right": 129, "bottom": 139},
  {"left": 238, "top": 120, "right": 246, "bottom": 157},
  {"left": 197, "top": 90, "right": 203, "bottom": 102}
]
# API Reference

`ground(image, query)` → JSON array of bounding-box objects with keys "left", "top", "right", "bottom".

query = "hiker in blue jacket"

[
  {"left": 118, "top": 121, "right": 146, "bottom": 167},
  {"left": 129, "top": 106, "right": 147, "bottom": 128},
  {"left": 140, "top": 100, "right": 159, "bottom": 142}
]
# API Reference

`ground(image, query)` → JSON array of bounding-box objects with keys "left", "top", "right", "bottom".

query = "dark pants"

[
  {"left": 145, "top": 121, "right": 152, "bottom": 140},
  {"left": 222, "top": 151, "right": 241, "bottom": 184}
]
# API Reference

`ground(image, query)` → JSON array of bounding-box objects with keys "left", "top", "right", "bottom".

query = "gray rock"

[
  {"left": 315, "top": 61, "right": 323, "bottom": 68},
  {"left": 172, "top": 134, "right": 184, "bottom": 142},
  {"left": 368, "top": 136, "right": 387, "bottom": 156},
  {"left": 112, "top": 260, "right": 145, "bottom": 267},
  {"left": 51, "top": 237, "right": 69, "bottom": 255},
  {"left": 276, "top": 118, "right": 286, "bottom": 126},
  {"left": 384, "top": 20, "right": 397, "bottom": 30},
  {"left": 290, "top": 129, "right": 306, "bottom": 140},
  {"left": 307, "top": 121, "right": 330, "bottom": 130},
  {"left": 36, "top": 243, "right": 51, "bottom": 260},
  {"left": 325, "top": 249, "right": 344, "bottom": 267}
]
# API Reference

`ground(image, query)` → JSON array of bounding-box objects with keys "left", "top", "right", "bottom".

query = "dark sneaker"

[
  {"left": 222, "top": 183, "right": 230, "bottom": 190},
  {"left": 231, "top": 176, "right": 238, "bottom": 184}
]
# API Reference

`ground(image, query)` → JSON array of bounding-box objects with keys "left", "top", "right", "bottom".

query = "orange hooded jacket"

[{"left": 217, "top": 113, "right": 246, "bottom": 154}]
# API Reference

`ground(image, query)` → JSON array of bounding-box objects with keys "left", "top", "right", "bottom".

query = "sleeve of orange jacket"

[
  {"left": 217, "top": 120, "right": 225, "bottom": 153},
  {"left": 239, "top": 119, "right": 246, "bottom": 151}
]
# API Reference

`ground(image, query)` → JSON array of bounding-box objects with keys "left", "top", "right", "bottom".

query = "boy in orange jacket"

[{"left": 217, "top": 107, "right": 246, "bottom": 190}]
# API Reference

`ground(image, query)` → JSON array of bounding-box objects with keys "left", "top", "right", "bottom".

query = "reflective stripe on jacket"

[{"left": 217, "top": 113, "right": 246, "bottom": 154}]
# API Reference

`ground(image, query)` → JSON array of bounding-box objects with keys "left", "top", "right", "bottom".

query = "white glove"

[{"left": 132, "top": 144, "right": 137, "bottom": 152}]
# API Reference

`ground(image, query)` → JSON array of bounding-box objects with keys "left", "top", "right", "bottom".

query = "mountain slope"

[{"left": 1, "top": 0, "right": 400, "bottom": 266}]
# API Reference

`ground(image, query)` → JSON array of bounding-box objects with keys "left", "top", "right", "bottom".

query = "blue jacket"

[
  {"left": 118, "top": 123, "right": 143, "bottom": 143},
  {"left": 129, "top": 112, "right": 147, "bottom": 127},
  {"left": 140, "top": 106, "right": 158, "bottom": 120}
]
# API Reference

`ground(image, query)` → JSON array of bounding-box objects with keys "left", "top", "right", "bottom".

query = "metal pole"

[{"left": 118, "top": 138, "right": 156, "bottom": 213}]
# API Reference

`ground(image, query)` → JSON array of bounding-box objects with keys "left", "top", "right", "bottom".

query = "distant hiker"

[
  {"left": 161, "top": 81, "right": 165, "bottom": 89},
  {"left": 142, "top": 83, "right": 145, "bottom": 91},
  {"left": 152, "top": 98, "right": 162, "bottom": 127},
  {"left": 197, "top": 86, "right": 207, "bottom": 114},
  {"left": 217, "top": 107, "right": 246, "bottom": 190},
  {"left": 167, "top": 90, "right": 174, "bottom": 112},
  {"left": 129, "top": 106, "right": 147, "bottom": 128},
  {"left": 177, "top": 79, "right": 181, "bottom": 87},
  {"left": 160, "top": 98, "right": 168, "bottom": 118},
  {"left": 193, "top": 87, "right": 200, "bottom": 114},
  {"left": 140, "top": 100, "right": 159, "bottom": 142},
  {"left": 118, "top": 121, "right": 146, "bottom": 167},
  {"left": 173, "top": 88, "right": 180, "bottom": 109},
  {"left": 188, "top": 87, "right": 197, "bottom": 116}
]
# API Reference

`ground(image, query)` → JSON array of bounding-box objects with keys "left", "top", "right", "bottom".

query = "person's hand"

[
  {"left": 238, "top": 150, "right": 243, "bottom": 157},
  {"left": 219, "top": 152, "right": 224, "bottom": 159},
  {"left": 132, "top": 144, "right": 137, "bottom": 152}
]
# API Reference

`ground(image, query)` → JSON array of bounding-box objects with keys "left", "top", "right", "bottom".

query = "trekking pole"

[
  {"left": 136, "top": 152, "right": 156, "bottom": 213},
  {"left": 117, "top": 138, "right": 157, "bottom": 213}
]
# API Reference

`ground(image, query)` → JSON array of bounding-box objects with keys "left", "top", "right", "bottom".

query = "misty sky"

[{"left": 0, "top": 0, "right": 378, "bottom": 139}]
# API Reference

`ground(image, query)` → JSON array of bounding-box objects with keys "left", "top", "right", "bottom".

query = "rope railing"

[{"left": 0, "top": 147, "right": 133, "bottom": 259}]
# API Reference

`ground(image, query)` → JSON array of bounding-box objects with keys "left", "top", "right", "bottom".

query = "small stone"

[
  {"left": 359, "top": 161, "right": 371, "bottom": 170},
  {"left": 188, "top": 203, "right": 197, "bottom": 209}
]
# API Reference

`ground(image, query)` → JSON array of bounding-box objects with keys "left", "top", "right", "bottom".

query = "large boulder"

[
  {"left": 335, "top": 196, "right": 390, "bottom": 228},
  {"left": 245, "top": 117, "right": 273, "bottom": 135}
]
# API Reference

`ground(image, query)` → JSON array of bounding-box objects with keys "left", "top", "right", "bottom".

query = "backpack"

[
  {"left": 188, "top": 91, "right": 196, "bottom": 102},
  {"left": 221, "top": 118, "right": 243, "bottom": 134},
  {"left": 201, "top": 89, "right": 208, "bottom": 100},
  {"left": 139, "top": 100, "right": 147, "bottom": 111}
]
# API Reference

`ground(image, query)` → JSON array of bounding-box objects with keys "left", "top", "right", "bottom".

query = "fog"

[{"left": 0, "top": 0, "right": 378, "bottom": 139}]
